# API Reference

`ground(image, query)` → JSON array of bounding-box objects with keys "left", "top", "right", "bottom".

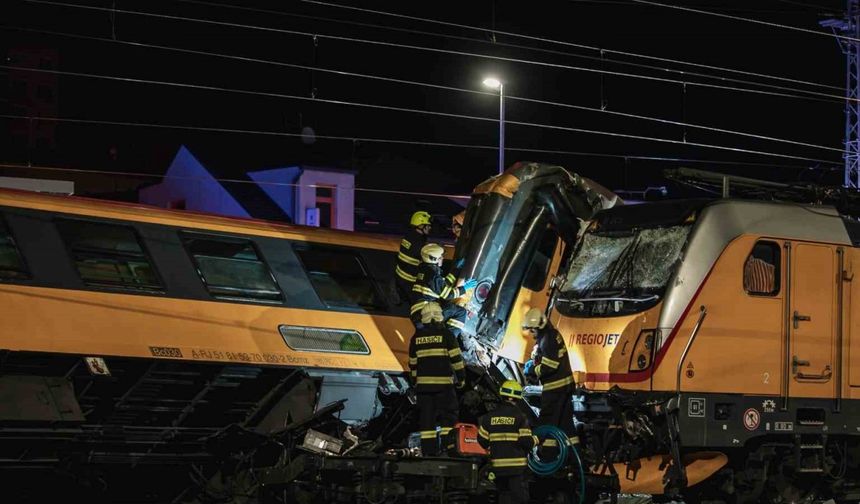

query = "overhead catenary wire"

[
  {"left": 23, "top": 0, "right": 855, "bottom": 104},
  {"left": 0, "top": 162, "right": 475, "bottom": 200},
  {"left": 1, "top": 64, "right": 842, "bottom": 166},
  {"left": 630, "top": 0, "right": 860, "bottom": 43},
  {"left": 774, "top": 0, "right": 841, "bottom": 13},
  {"left": 0, "top": 113, "right": 838, "bottom": 170},
  {"left": 570, "top": 0, "right": 832, "bottom": 12},
  {"left": 2, "top": 25, "right": 845, "bottom": 154},
  {"left": 175, "top": 0, "right": 844, "bottom": 98},
  {"left": 298, "top": 0, "right": 843, "bottom": 92}
]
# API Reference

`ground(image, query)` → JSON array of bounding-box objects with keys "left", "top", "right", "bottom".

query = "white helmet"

[
  {"left": 421, "top": 302, "right": 444, "bottom": 324},
  {"left": 522, "top": 308, "right": 547, "bottom": 330},
  {"left": 420, "top": 243, "right": 444, "bottom": 265}
]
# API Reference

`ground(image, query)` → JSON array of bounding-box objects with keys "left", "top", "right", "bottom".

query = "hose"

[{"left": 527, "top": 424, "right": 586, "bottom": 504}]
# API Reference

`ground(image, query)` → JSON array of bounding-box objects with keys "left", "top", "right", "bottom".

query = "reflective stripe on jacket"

[
  {"left": 534, "top": 325, "right": 574, "bottom": 391},
  {"left": 477, "top": 402, "right": 536, "bottom": 475},
  {"left": 395, "top": 228, "right": 427, "bottom": 284},
  {"left": 408, "top": 324, "right": 465, "bottom": 391}
]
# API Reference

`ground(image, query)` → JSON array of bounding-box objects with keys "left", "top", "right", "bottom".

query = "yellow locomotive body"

[{"left": 540, "top": 199, "right": 860, "bottom": 499}]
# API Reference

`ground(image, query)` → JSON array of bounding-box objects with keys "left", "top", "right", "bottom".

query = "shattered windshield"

[{"left": 558, "top": 225, "right": 691, "bottom": 316}]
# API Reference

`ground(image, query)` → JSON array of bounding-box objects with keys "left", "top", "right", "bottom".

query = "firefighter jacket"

[
  {"left": 477, "top": 402, "right": 537, "bottom": 475},
  {"left": 410, "top": 263, "right": 464, "bottom": 317},
  {"left": 395, "top": 228, "right": 427, "bottom": 285},
  {"left": 408, "top": 324, "right": 466, "bottom": 392},
  {"left": 534, "top": 324, "right": 574, "bottom": 392}
]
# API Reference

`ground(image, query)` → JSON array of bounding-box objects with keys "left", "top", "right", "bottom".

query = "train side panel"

[{"left": 0, "top": 285, "right": 411, "bottom": 372}]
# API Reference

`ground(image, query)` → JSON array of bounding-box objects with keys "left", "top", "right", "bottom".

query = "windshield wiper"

[{"left": 557, "top": 294, "right": 659, "bottom": 304}]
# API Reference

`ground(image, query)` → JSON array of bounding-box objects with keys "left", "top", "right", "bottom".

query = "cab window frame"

[{"left": 744, "top": 240, "right": 781, "bottom": 297}]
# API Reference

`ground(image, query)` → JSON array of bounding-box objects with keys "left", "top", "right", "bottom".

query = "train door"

[{"left": 788, "top": 242, "right": 836, "bottom": 399}]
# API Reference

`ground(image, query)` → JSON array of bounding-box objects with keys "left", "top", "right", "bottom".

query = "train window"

[
  {"left": 56, "top": 219, "right": 162, "bottom": 290},
  {"left": 0, "top": 217, "right": 29, "bottom": 280},
  {"left": 744, "top": 241, "right": 780, "bottom": 296},
  {"left": 181, "top": 234, "right": 283, "bottom": 303},
  {"left": 295, "top": 247, "right": 386, "bottom": 310},
  {"left": 523, "top": 227, "right": 559, "bottom": 291}
]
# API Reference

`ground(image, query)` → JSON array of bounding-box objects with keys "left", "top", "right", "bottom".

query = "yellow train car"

[
  {"left": 455, "top": 163, "right": 860, "bottom": 502},
  {"left": 0, "top": 188, "right": 448, "bottom": 499}
]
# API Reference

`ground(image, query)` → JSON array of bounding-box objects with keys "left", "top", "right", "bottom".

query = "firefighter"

[
  {"left": 522, "top": 308, "right": 577, "bottom": 461},
  {"left": 395, "top": 210, "right": 433, "bottom": 303},
  {"left": 408, "top": 302, "right": 466, "bottom": 456},
  {"left": 411, "top": 243, "right": 477, "bottom": 335},
  {"left": 451, "top": 211, "right": 465, "bottom": 240},
  {"left": 477, "top": 380, "right": 536, "bottom": 504}
]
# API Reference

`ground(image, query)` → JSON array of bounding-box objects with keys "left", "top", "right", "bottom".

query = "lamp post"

[{"left": 483, "top": 77, "right": 505, "bottom": 175}]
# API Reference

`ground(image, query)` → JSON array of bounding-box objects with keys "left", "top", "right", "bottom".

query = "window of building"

[
  {"left": 182, "top": 233, "right": 283, "bottom": 303},
  {"left": 744, "top": 241, "right": 780, "bottom": 296},
  {"left": 295, "top": 246, "right": 386, "bottom": 311},
  {"left": 0, "top": 217, "right": 29, "bottom": 280},
  {"left": 56, "top": 219, "right": 161, "bottom": 290},
  {"left": 315, "top": 185, "right": 335, "bottom": 228}
]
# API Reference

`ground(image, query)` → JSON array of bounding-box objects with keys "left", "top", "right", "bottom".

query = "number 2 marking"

[{"left": 763, "top": 372, "right": 770, "bottom": 384}]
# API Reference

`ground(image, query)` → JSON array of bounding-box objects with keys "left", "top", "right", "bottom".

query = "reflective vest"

[
  {"left": 410, "top": 263, "right": 463, "bottom": 317},
  {"left": 535, "top": 325, "right": 574, "bottom": 392},
  {"left": 408, "top": 325, "right": 465, "bottom": 391},
  {"left": 395, "top": 228, "right": 427, "bottom": 285},
  {"left": 477, "top": 402, "right": 537, "bottom": 475}
]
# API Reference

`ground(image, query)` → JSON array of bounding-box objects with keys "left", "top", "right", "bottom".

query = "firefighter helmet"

[
  {"left": 410, "top": 211, "right": 432, "bottom": 227},
  {"left": 420, "top": 302, "right": 444, "bottom": 324},
  {"left": 499, "top": 379, "right": 524, "bottom": 399},
  {"left": 420, "top": 243, "right": 445, "bottom": 264},
  {"left": 522, "top": 308, "right": 547, "bottom": 330}
]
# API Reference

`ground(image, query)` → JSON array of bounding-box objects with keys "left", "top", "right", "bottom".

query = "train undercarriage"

[
  {"left": 0, "top": 349, "right": 549, "bottom": 503},
  {"left": 3, "top": 350, "right": 859, "bottom": 504},
  {"left": 571, "top": 388, "right": 860, "bottom": 504}
]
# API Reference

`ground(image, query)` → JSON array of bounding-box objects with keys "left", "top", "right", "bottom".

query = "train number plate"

[{"left": 149, "top": 346, "right": 183, "bottom": 358}]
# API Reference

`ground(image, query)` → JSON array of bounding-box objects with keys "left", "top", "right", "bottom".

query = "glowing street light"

[{"left": 483, "top": 77, "right": 505, "bottom": 175}]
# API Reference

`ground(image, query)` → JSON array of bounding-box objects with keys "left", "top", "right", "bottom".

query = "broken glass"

[{"left": 559, "top": 225, "right": 690, "bottom": 315}]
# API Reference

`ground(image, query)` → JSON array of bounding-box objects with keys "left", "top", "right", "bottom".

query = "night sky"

[{"left": 1, "top": 0, "right": 851, "bottom": 200}]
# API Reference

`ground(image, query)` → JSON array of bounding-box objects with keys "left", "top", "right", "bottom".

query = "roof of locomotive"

[{"left": 594, "top": 196, "right": 858, "bottom": 246}]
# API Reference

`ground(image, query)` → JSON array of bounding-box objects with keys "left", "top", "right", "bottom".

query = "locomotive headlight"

[{"left": 474, "top": 280, "right": 492, "bottom": 303}]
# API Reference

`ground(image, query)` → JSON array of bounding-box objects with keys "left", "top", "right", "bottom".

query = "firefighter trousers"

[
  {"left": 417, "top": 387, "right": 459, "bottom": 456},
  {"left": 538, "top": 387, "right": 575, "bottom": 461},
  {"left": 495, "top": 473, "right": 529, "bottom": 504}
]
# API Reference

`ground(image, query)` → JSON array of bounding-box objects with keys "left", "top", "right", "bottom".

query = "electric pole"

[{"left": 822, "top": 0, "right": 860, "bottom": 188}]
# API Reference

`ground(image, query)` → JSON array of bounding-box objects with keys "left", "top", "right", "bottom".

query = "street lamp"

[{"left": 483, "top": 77, "right": 505, "bottom": 175}]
